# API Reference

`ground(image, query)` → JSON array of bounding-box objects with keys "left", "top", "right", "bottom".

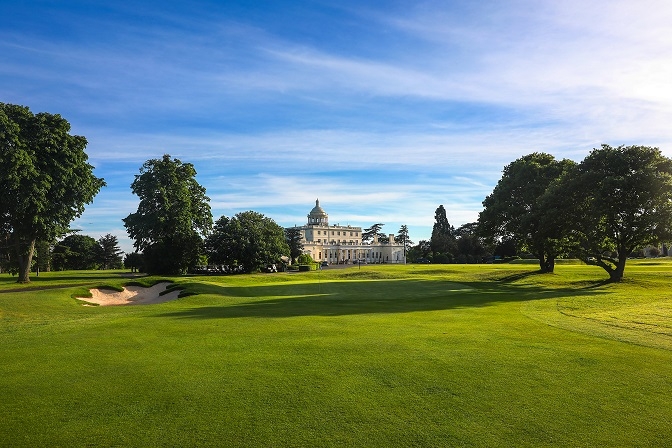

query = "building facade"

[{"left": 292, "top": 199, "right": 405, "bottom": 264}]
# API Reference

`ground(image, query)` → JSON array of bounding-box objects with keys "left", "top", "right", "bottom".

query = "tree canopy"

[
  {"left": 0, "top": 103, "right": 105, "bottom": 282},
  {"left": 541, "top": 144, "right": 672, "bottom": 281},
  {"left": 478, "top": 152, "right": 574, "bottom": 272},
  {"left": 95, "top": 234, "right": 124, "bottom": 269},
  {"left": 362, "top": 223, "right": 386, "bottom": 244},
  {"left": 52, "top": 234, "right": 99, "bottom": 271},
  {"left": 123, "top": 154, "right": 212, "bottom": 275},
  {"left": 123, "top": 252, "right": 144, "bottom": 273},
  {"left": 396, "top": 225, "right": 413, "bottom": 255},
  {"left": 206, "top": 211, "right": 290, "bottom": 273}
]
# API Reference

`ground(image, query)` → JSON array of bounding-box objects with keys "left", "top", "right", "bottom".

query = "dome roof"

[{"left": 309, "top": 199, "right": 328, "bottom": 218}]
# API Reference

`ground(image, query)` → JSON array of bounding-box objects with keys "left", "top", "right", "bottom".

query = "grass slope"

[{"left": 1, "top": 263, "right": 671, "bottom": 447}]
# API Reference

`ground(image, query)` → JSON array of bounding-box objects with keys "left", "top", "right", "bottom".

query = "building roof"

[{"left": 308, "top": 199, "right": 328, "bottom": 219}]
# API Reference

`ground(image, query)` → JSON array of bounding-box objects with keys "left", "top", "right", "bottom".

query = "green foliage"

[
  {"left": 34, "top": 240, "right": 52, "bottom": 273},
  {"left": 542, "top": 145, "right": 672, "bottom": 281},
  {"left": 206, "top": 211, "right": 290, "bottom": 273},
  {"left": 284, "top": 226, "right": 304, "bottom": 263},
  {"left": 362, "top": 223, "right": 386, "bottom": 244},
  {"left": 430, "top": 205, "right": 456, "bottom": 259},
  {"left": 296, "top": 253, "right": 314, "bottom": 264},
  {"left": 95, "top": 234, "right": 124, "bottom": 269},
  {"left": 0, "top": 103, "right": 105, "bottom": 282},
  {"left": 478, "top": 152, "right": 574, "bottom": 273},
  {"left": 123, "top": 155, "right": 212, "bottom": 275},
  {"left": 123, "top": 252, "right": 144, "bottom": 273},
  {"left": 395, "top": 224, "right": 413, "bottom": 254},
  {"left": 52, "top": 234, "right": 99, "bottom": 270},
  {"left": 454, "top": 222, "right": 490, "bottom": 262}
]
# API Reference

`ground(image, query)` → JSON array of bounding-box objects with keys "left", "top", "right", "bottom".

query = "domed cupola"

[{"left": 307, "top": 199, "right": 328, "bottom": 226}]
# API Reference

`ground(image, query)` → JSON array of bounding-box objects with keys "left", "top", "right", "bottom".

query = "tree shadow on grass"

[
  {"left": 495, "top": 270, "right": 547, "bottom": 283},
  {"left": 155, "top": 278, "right": 607, "bottom": 320},
  {"left": 575, "top": 279, "right": 613, "bottom": 290}
]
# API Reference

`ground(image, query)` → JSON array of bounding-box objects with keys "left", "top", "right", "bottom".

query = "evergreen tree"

[
  {"left": 362, "top": 223, "right": 385, "bottom": 244},
  {"left": 96, "top": 234, "right": 124, "bottom": 269},
  {"left": 396, "top": 225, "right": 413, "bottom": 255},
  {"left": 284, "top": 227, "right": 304, "bottom": 263},
  {"left": 430, "top": 205, "right": 456, "bottom": 261}
]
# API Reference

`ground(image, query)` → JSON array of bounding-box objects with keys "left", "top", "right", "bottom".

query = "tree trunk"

[
  {"left": 538, "top": 254, "right": 555, "bottom": 273},
  {"left": 15, "top": 237, "right": 35, "bottom": 283},
  {"left": 609, "top": 251, "right": 628, "bottom": 282}
]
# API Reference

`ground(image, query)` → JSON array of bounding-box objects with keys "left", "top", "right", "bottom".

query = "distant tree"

[
  {"left": 494, "top": 238, "right": 517, "bottom": 258},
  {"left": 95, "top": 234, "right": 124, "bottom": 269},
  {"left": 123, "top": 252, "right": 144, "bottom": 273},
  {"left": 52, "top": 234, "right": 99, "bottom": 270},
  {"left": 0, "top": 103, "right": 105, "bottom": 282},
  {"left": 541, "top": 145, "right": 672, "bottom": 281},
  {"left": 396, "top": 225, "right": 413, "bottom": 255},
  {"left": 454, "top": 222, "right": 489, "bottom": 263},
  {"left": 285, "top": 227, "right": 304, "bottom": 263},
  {"left": 362, "top": 223, "right": 386, "bottom": 244},
  {"left": 206, "top": 211, "right": 290, "bottom": 273},
  {"left": 296, "top": 253, "right": 314, "bottom": 264},
  {"left": 407, "top": 240, "right": 431, "bottom": 262},
  {"left": 35, "top": 240, "right": 52, "bottom": 273},
  {"left": 478, "top": 153, "right": 574, "bottom": 273},
  {"left": 123, "top": 155, "right": 212, "bottom": 275},
  {"left": 0, "top": 233, "right": 16, "bottom": 274},
  {"left": 430, "top": 205, "right": 456, "bottom": 261}
]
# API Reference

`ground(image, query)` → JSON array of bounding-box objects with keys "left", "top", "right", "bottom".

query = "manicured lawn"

[{"left": 1, "top": 262, "right": 671, "bottom": 446}]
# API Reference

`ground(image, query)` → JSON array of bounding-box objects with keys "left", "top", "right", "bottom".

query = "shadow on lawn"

[{"left": 156, "top": 278, "right": 607, "bottom": 320}]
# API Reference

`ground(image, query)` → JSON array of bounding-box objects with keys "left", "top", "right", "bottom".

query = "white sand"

[{"left": 79, "top": 282, "right": 181, "bottom": 306}]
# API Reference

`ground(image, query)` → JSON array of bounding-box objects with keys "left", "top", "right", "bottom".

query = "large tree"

[
  {"left": 478, "top": 153, "right": 574, "bottom": 273},
  {"left": 206, "top": 211, "right": 290, "bottom": 273},
  {"left": 123, "top": 154, "right": 212, "bottom": 275},
  {"left": 0, "top": 103, "right": 105, "bottom": 282},
  {"left": 541, "top": 145, "right": 672, "bottom": 282}
]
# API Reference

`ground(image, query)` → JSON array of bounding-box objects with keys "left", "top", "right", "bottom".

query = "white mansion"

[{"left": 293, "top": 200, "right": 406, "bottom": 264}]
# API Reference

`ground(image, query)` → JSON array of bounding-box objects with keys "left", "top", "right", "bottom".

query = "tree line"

[
  {"left": 411, "top": 145, "right": 672, "bottom": 282},
  {"left": 4, "top": 103, "right": 671, "bottom": 283}
]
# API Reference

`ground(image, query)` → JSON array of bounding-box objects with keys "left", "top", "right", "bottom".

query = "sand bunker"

[{"left": 80, "top": 282, "right": 181, "bottom": 306}]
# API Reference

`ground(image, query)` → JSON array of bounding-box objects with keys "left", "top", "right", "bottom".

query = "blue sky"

[{"left": 2, "top": 0, "right": 672, "bottom": 254}]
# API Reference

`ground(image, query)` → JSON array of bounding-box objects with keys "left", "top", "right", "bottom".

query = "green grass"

[{"left": 1, "top": 262, "right": 672, "bottom": 446}]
